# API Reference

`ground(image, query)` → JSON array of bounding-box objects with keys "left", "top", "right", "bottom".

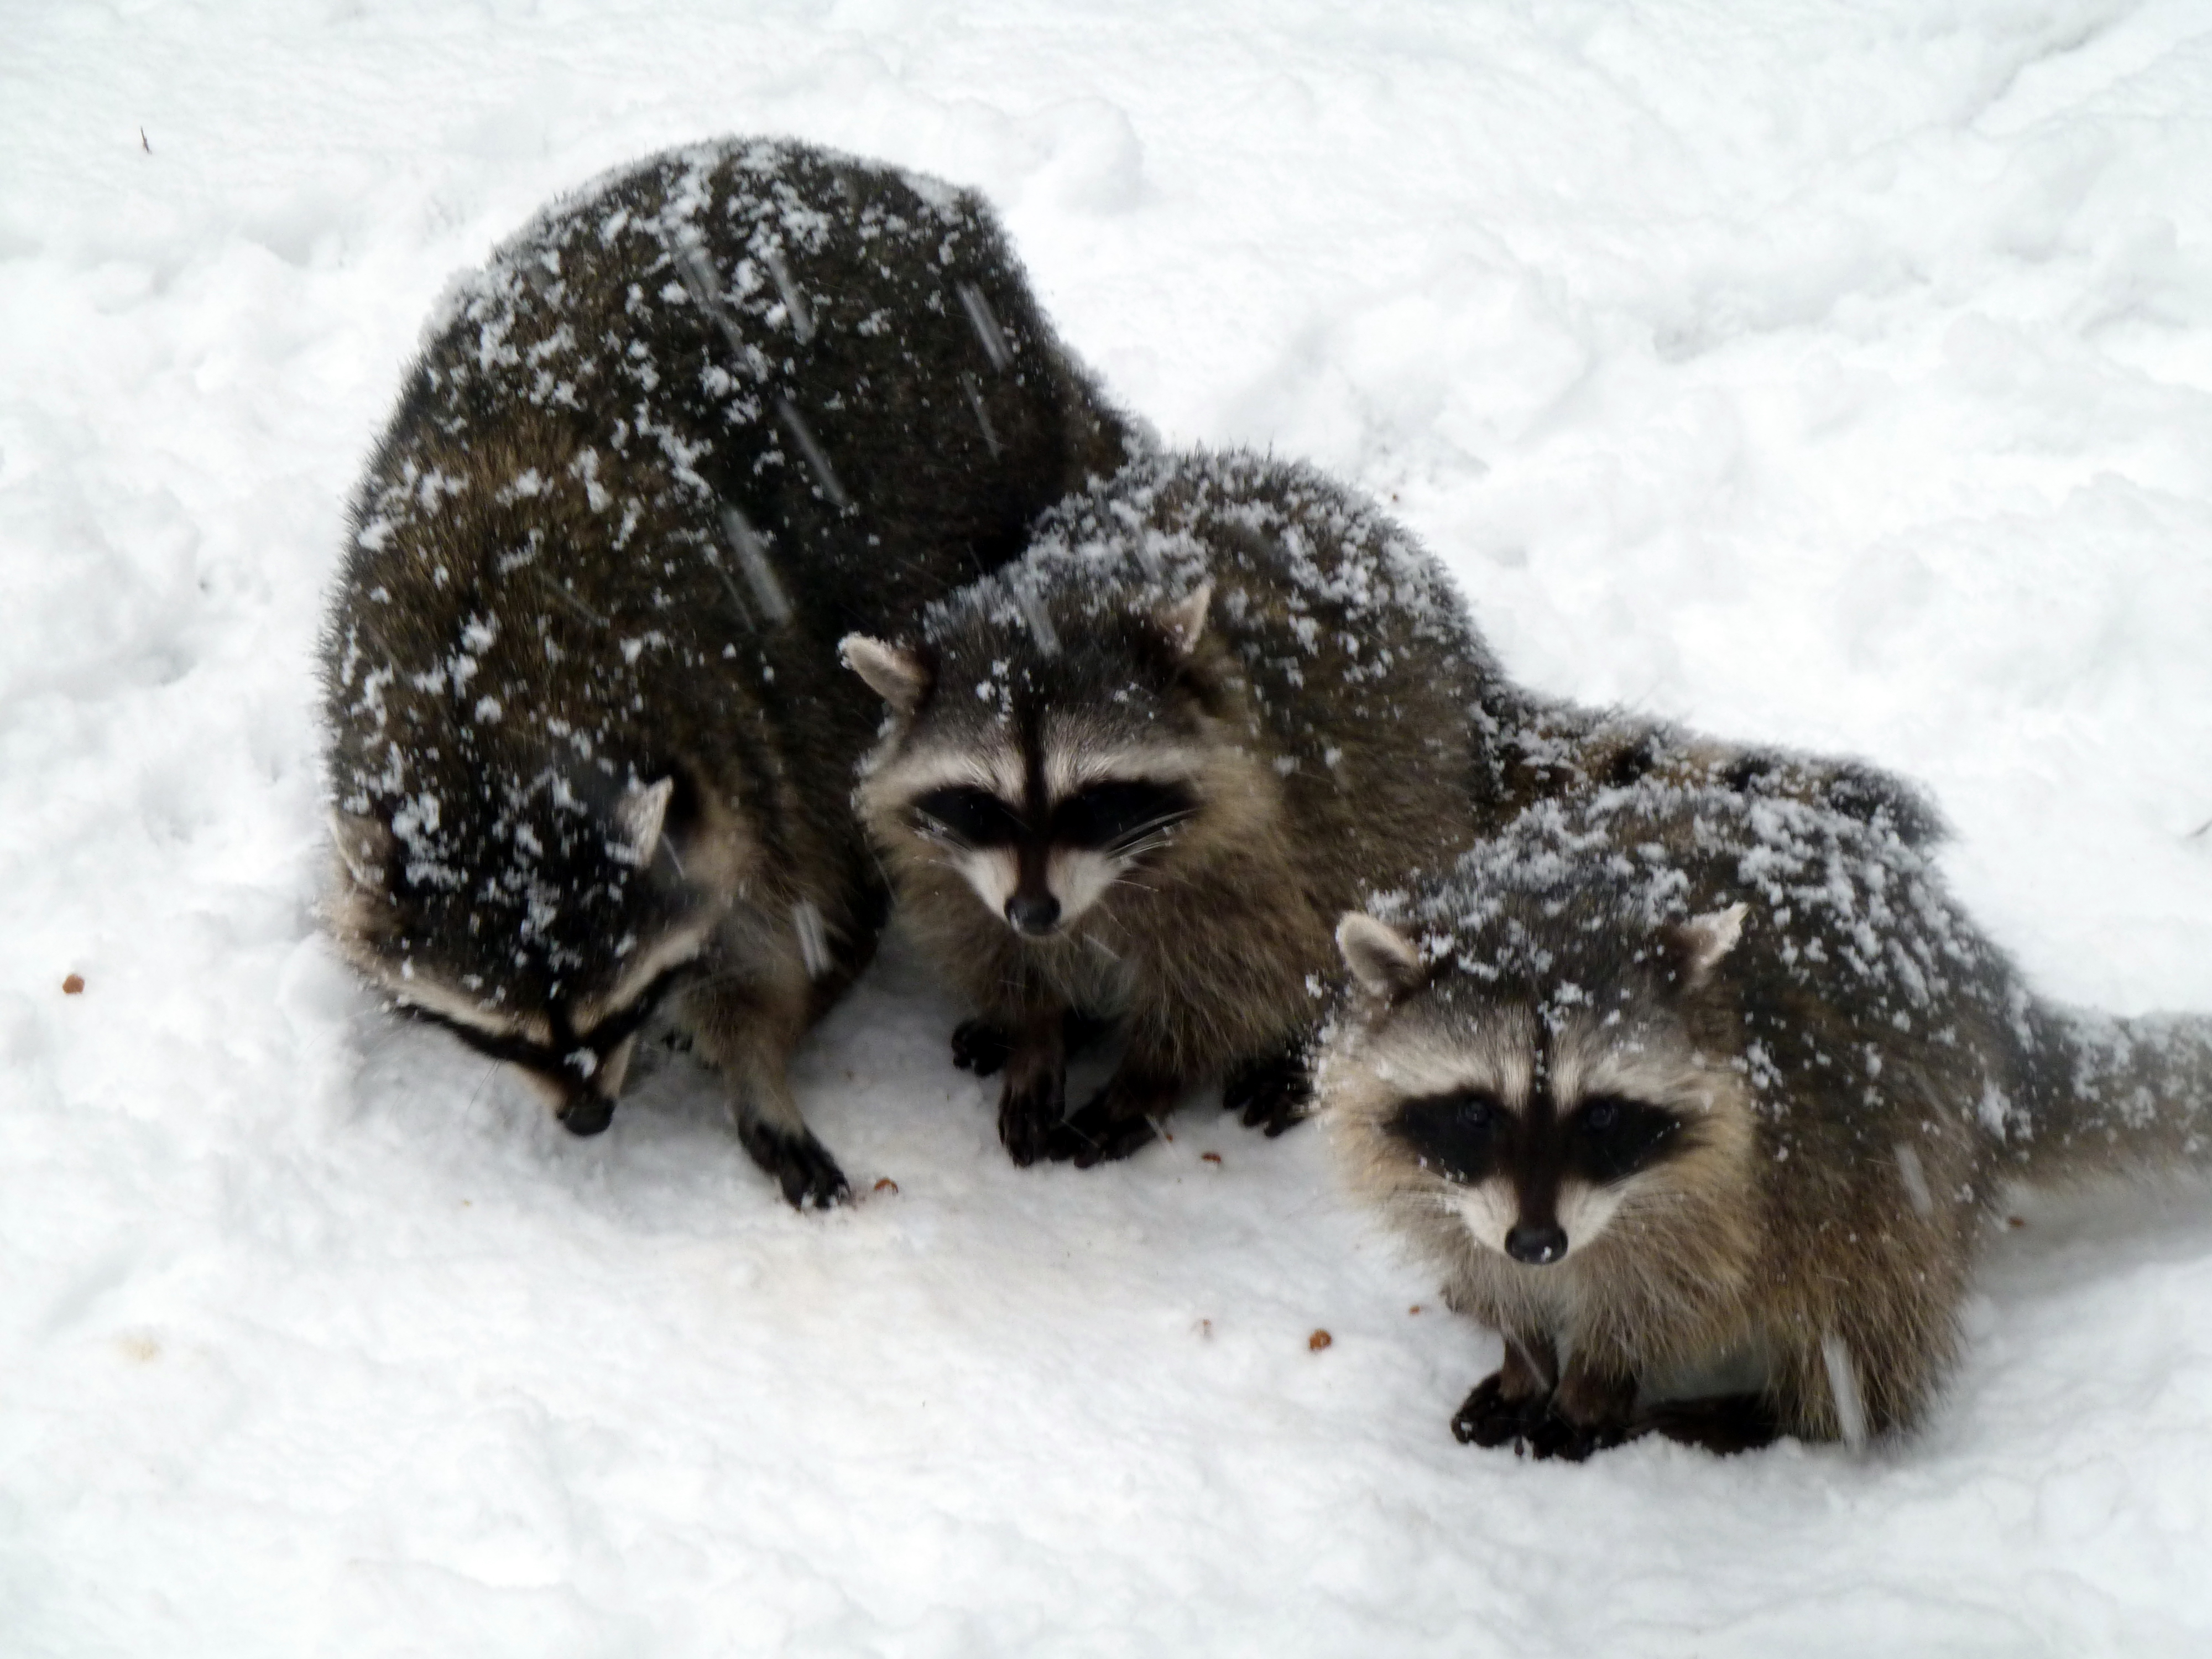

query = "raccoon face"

[
  {"left": 1386, "top": 1083, "right": 1694, "bottom": 1265},
  {"left": 846, "top": 585, "right": 1222, "bottom": 940},
  {"left": 327, "top": 765, "right": 746, "bottom": 1133},
  {"left": 1328, "top": 906, "right": 1751, "bottom": 1265}
]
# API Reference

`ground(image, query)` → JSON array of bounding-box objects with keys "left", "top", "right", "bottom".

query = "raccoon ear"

[
  {"left": 614, "top": 776, "right": 676, "bottom": 865},
  {"left": 1337, "top": 911, "right": 1423, "bottom": 998},
  {"left": 1662, "top": 902, "right": 1748, "bottom": 988},
  {"left": 1155, "top": 582, "right": 1212, "bottom": 658},
  {"left": 841, "top": 634, "right": 929, "bottom": 714},
  {"left": 328, "top": 808, "right": 394, "bottom": 892}
]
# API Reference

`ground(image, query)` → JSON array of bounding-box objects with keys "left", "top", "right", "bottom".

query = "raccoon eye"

[
  {"left": 1570, "top": 1094, "right": 1688, "bottom": 1185},
  {"left": 1050, "top": 779, "right": 1199, "bottom": 852},
  {"left": 1389, "top": 1089, "right": 1504, "bottom": 1184},
  {"left": 912, "top": 786, "right": 1024, "bottom": 847}
]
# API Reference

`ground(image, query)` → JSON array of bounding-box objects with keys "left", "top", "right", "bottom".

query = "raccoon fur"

[
  {"left": 321, "top": 137, "right": 1133, "bottom": 1206},
  {"left": 1322, "top": 782, "right": 2212, "bottom": 1457},
  {"left": 842, "top": 450, "right": 1926, "bottom": 1167}
]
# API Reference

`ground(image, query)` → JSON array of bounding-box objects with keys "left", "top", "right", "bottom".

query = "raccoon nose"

[
  {"left": 1505, "top": 1223, "right": 1568, "bottom": 1265},
  {"left": 1005, "top": 893, "right": 1061, "bottom": 936},
  {"left": 558, "top": 1093, "right": 615, "bottom": 1137}
]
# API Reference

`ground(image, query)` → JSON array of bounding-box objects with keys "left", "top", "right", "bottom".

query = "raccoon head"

[
  {"left": 1326, "top": 904, "right": 1754, "bottom": 1266},
  {"left": 326, "top": 759, "right": 750, "bottom": 1134},
  {"left": 844, "top": 580, "right": 1241, "bottom": 941}
]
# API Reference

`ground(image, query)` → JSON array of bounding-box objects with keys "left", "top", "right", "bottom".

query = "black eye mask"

[
  {"left": 911, "top": 779, "right": 1197, "bottom": 853},
  {"left": 910, "top": 786, "right": 1025, "bottom": 848},
  {"left": 401, "top": 961, "right": 700, "bottom": 1086},
  {"left": 1048, "top": 779, "right": 1198, "bottom": 852},
  {"left": 1389, "top": 1089, "right": 1506, "bottom": 1184}
]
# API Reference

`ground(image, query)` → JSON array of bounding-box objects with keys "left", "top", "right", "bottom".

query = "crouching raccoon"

[
  {"left": 843, "top": 449, "right": 1926, "bottom": 1168},
  {"left": 322, "top": 137, "right": 1132, "bottom": 1206},
  {"left": 1322, "top": 782, "right": 2212, "bottom": 1457}
]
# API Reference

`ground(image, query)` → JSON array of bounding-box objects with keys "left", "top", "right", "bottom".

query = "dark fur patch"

[
  {"left": 1389, "top": 1091, "right": 1506, "bottom": 1185},
  {"left": 1048, "top": 779, "right": 1198, "bottom": 852},
  {"left": 1568, "top": 1093, "right": 1690, "bottom": 1186},
  {"left": 912, "top": 786, "right": 1025, "bottom": 848}
]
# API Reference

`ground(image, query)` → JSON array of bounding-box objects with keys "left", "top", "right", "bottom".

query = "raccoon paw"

[
  {"left": 1451, "top": 1373, "right": 1552, "bottom": 1449},
  {"left": 1521, "top": 1408, "right": 1635, "bottom": 1463},
  {"left": 1222, "top": 1050, "right": 1311, "bottom": 1138},
  {"left": 1058, "top": 1102, "right": 1159, "bottom": 1168},
  {"left": 952, "top": 1018, "right": 1013, "bottom": 1076},
  {"left": 998, "top": 1074, "right": 1066, "bottom": 1167},
  {"left": 737, "top": 1117, "right": 851, "bottom": 1211}
]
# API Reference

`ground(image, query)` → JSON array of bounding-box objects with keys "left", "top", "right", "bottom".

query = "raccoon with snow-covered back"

[
  {"left": 842, "top": 450, "right": 1926, "bottom": 1166},
  {"left": 1323, "top": 782, "right": 2212, "bottom": 1457},
  {"left": 322, "top": 138, "right": 1132, "bottom": 1206}
]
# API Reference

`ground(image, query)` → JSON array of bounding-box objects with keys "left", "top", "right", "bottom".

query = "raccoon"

[
  {"left": 1322, "top": 782, "right": 2212, "bottom": 1457},
  {"left": 843, "top": 450, "right": 1925, "bottom": 1167},
  {"left": 322, "top": 137, "right": 1133, "bottom": 1206}
]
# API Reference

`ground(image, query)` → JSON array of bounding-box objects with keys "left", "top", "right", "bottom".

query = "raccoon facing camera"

[
  {"left": 846, "top": 447, "right": 1941, "bottom": 1174},
  {"left": 1322, "top": 782, "right": 2212, "bottom": 1458},
  {"left": 322, "top": 136, "right": 1135, "bottom": 1206}
]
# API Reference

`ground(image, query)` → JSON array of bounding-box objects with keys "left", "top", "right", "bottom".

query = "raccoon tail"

[{"left": 2008, "top": 1001, "right": 2212, "bottom": 1184}]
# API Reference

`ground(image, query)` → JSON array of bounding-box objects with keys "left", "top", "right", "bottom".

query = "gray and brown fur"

[
  {"left": 1323, "top": 782, "right": 2212, "bottom": 1455},
  {"left": 844, "top": 451, "right": 1924, "bottom": 1166},
  {"left": 322, "top": 137, "right": 1132, "bottom": 1205}
]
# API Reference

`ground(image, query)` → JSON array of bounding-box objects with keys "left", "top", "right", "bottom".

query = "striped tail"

[{"left": 2010, "top": 1002, "right": 2212, "bottom": 1183}]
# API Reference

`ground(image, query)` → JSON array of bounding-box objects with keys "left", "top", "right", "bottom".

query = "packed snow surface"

[{"left": 7, "top": 2, "right": 2212, "bottom": 1653}]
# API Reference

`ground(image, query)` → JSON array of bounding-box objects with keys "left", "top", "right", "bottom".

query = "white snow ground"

[{"left": 6, "top": 1, "right": 2212, "bottom": 1652}]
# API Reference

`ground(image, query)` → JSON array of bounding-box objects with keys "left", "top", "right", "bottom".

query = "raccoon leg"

[
  {"left": 1451, "top": 1332, "right": 1558, "bottom": 1448},
  {"left": 997, "top": 1009, "right": 1069, "bottom": 1167},
  {"left": 954, "top": 1008, "right": 1114, "bottom": 1078},
  {"left": 1640, "top": 1394, "right": 1782, "bottom": 1456},
  {"left": 1221, "top": 1045, "right": 1311, "bottom": 1137},
  {"left": 685, "top": 977, "right": 851, "bottom": 1210}
]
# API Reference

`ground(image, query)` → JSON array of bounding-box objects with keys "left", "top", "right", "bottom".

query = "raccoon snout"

[
  {"left": 557, "top": 1094, "right": 615, "bottom": 1136},
  {"left": 1005, "top": 893, "right": 1062, "bottom": 936},
  {"left": 1505, "top": 1223, "right": 1568, "bottom": 1266}
]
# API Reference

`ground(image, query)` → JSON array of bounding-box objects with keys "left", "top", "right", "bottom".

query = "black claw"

[
  {"left": 558, "top": 1094, "right": 615, "bottom": 1137},
  {"left": 737, "top": 1117, "right": 849, "bottom": 1210},
  {"left": 1223, "top": 1049, "right": 1312, "bottom": 1137},
  {"left": 951, "top": 1018, "right": 1012, "bottom": 1077},
  {"left": 1452, "top": 1374, "right": 1548, "bottom": 1448}
]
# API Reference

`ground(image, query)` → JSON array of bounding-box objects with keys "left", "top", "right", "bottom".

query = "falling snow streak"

[
  {"left": 759, "top": 247, "right": 816, "bottom": 344},
  {"left": 776, "top": 398, "right": 850, "bottom": 509},
  {"left": 957, "top": 281, "right": 1013, "bottom": 371},
  {"left": 961, "top": 372, "right": 1002, "bottom": 457},
  {"left": 717, "top": 503, "right": 792, "bottom": 624}
]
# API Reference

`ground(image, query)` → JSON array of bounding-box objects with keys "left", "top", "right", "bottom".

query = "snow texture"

[{"left": 7, "top": 2, "right": 2212, "bottom": 1654}]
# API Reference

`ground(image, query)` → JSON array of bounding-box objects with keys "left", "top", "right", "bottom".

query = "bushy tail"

[{"left": 2010, "top": 1002, "right": 2212, "bottom": 1184}]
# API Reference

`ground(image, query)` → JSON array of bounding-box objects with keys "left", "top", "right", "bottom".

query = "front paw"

[
  {"left": 998, "top": 1071, "right": 1065, "bottom": 1167},
  {"left": 1452, "top": 1372, "right": 1551, "bottom": 1448},
  {"left": 1222, "top": 1050, "right": 1311, "bottom": 1137},
  {"left": 1045, "top": 1067, "right": 1177, "bottom": 1167},
  {"left": 952, "top": 1018, "right": 1012, "bottom": 1077},
  {"left": 1521, "top": 1408, "right": 1635, "bottom": 1462},
  {"left": 736, "top": 1117, "right": 851, "bottom": 1210},
  {"left": 1048, "top": 1095, "right": 1160, "bottom": 1167}
]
